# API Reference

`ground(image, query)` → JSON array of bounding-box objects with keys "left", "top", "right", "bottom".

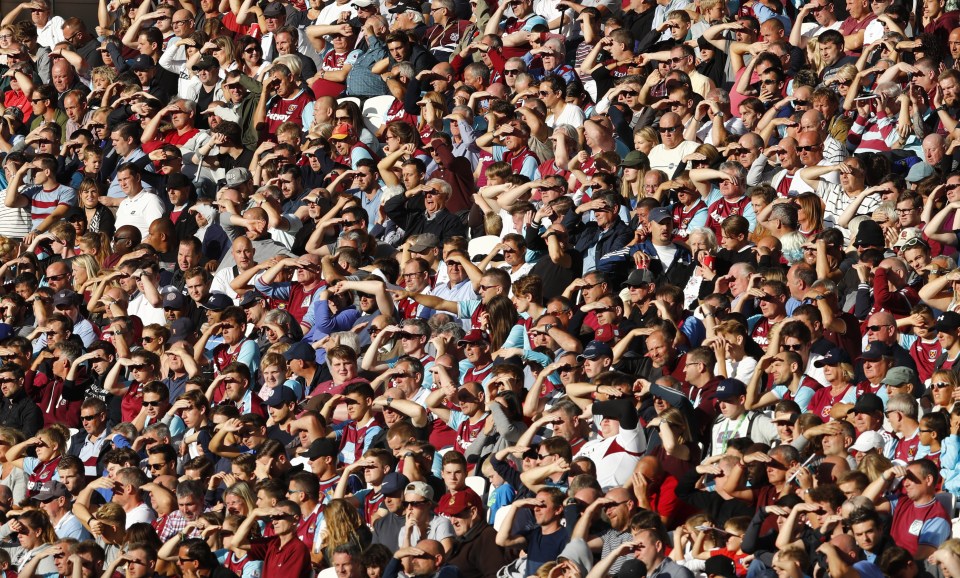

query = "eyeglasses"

[
  {"left": 658, "top": 126, "right": 679, "bottom": 133},
  {"left": 172, "top": 19, "right": 191, "bottom": 25},
  {"left": 398, "top": 332, "right": 423, "bottom": 340},
  {"left": 142, "top": 400, "right": 163, "bottom": 407},
  {"left": 796, "top": 145, "right": 820, "bottom": 152},
  {"left": 177, "top": 558, "right": 196, "bottom": 564},
  {"left": 80, "top": 414, "right": 99, "bottom": 421},
  {"left": 782, "top": 343, "right": 804, "bottom": 351},
  {"left": 932, "top": 382, "right": 952, "bottom": 389},
  {"left": 866, "top": 324, "right": 892, "bottom": 332},
  {"left": 761, "top": 79, "right": 779, "bottom": 85},
  {"left": 621, "top": 90, "right": 639, "bottom": 97},
  {"left": 46, "top": 273, "right": 68, "bottom": 281},
  {"left": 142, "top": 336, "right": 156, "bottom": 343},
  {"left": 148, "top": 462, "right": 166, "bottom": 470},
  {"left": 404, "top": 500, "right": 431, "bottom": 508},
  {"left": 478, "top": 284, "right": 497, "bottom": 291},
  {"left": 504, "top": 69, "right": 520, "bottom": 75}
]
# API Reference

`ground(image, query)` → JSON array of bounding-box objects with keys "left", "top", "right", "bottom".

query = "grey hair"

[
  {"left": 875, "top": 81, "right": 902, "bottom": 100},
  {"left": 451, "top": 105, "right": 474, "bottom": 122},
  {"left": 687, "top": 227, "right": 718, "bottom": 251},
  {"left": 144, "top": 422, "right": 171, "bottom": 440},
  {"left": 329, "top": 331, "right": 360, "bottom": 355},
  {"left": 886, "top": 393, "right": 918, "bottom": 420},
  {"left": 427, "top": 178, "right": 452, "bottom": 197},
  {"left": 543, "top": 38, "right": 564, "bottom": 58},
  {"left": 809, "top": 278, "right": 838, "bottom": 297},
  {"left": 718, "top": 161, "right": 747, "bottom": 183},
  {"left": 396, "top": 61, "right": 415, "bottom": 80},
  {"left": 173, "top": 98, "right": 197, "bottom": 114},
  {"left": 263, "top": 309, "right": 298, "bottom": 332},
  {"left": 437, "top": 321, "right": 466, "bottom": 341},
  {"left": 769, "top": 202, "right": 798, "bottom": 231}
]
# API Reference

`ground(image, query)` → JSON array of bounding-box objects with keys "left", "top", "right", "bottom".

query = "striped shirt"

[
  {"left": 847, "top": 111, "right": 898, "bottom": 154},
  {"left": 22, "top": 184, "right": 76, "bottom": 230}
]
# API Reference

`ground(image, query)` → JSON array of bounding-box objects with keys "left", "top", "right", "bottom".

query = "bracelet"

[{"left": 595, "top": 385, "right": 600, "bottom": 393}]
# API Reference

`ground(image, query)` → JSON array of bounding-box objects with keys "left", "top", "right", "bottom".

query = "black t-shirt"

[{"left": 530, "top": 249, "right": 583, "bottom": 301}]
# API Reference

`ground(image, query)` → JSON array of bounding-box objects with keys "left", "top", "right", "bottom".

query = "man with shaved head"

[
  {"left": 648, "top": 112, "right": 700, "bottom": 178},
  {"left": 217, "top": 204, "right": 291, "bottom": 269},
  {"left": 387, "top": 539, "right": 454, "bottom": 578},
  {"left": 853, "top": 310, "right": 918, "bottom": 385},
  {"left": 798, "top": 109, "right": 847, "bottom": 164},
  {"left": 571, "top": 486, "right": 636, "bottom": 572},
  {"left": 747, "top": 137, "right": 803, "bottom": 197},
  {"left": 254, "top": 254, "right": 325, "bottom": 331}
]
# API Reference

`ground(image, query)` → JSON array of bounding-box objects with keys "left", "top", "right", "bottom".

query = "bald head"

[
  {"left": 660, "top": 112, "right": 681, "bottom": 126},
  {"left": 417, "top": 539, "right": 444, "bottom": 558},
  {"left": 830, "top": 533, "right": 858, "bottom": 562},
  {"left": 606, "top": 487, "right": 631, "bottom": 502},
  {"left": 800, "top": 110, "right": 825, "bottom": 134}
]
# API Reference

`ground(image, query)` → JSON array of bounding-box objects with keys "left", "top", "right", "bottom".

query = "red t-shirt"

[
  {"left": 248, "top": 536, "right": 312, "bottom": 578},
  {"left": 263, "top": 89, "right": 314, "bottom": 139}
]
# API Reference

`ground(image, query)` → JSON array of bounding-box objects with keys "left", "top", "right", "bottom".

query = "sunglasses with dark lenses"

[
  {"left": 397, "top": 331, "right": 422, "bottom": 339},
  {"left": 932, "top": 382, "right": 952, "bottom": 389},
  {"left": 658, "top": 126, "right": 680, "bottom": 133},
  {"left": 142, "top": 400, "right": 163, "bottom": 407},
  {"left": 148, "top": 462, "right": 166, "bottom": 470},
  {"left": 796, "top": 145, "right": 820, "bottom": 152}
]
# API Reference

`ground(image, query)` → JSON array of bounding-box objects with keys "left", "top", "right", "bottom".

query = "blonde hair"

[
  {"left": 72, "top": 254, "right": 101, "bottom": 292},
  {"left": 323, "top": 498, "right": 364, "bottom": 552},
  {"left": 272, "top": 55, "right": 302, "bottom": 80},
  {"left": 659, "top": 407, "right": 693, "bottom": 446},
  {"left": 223, "top": 482, "right": 257, "bottom": 515},
  {"left": 858, "top": 452, "right": 893, "bottom": 482}
]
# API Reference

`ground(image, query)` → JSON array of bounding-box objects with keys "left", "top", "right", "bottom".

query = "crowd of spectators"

[{"left": 0, "top": 1, "right": 960, "bottom": 578}]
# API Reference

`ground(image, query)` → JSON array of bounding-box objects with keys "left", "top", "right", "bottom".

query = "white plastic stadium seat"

[
  {"left": 465, "top": 475, "right": 488, "bottom": 499},
  {"left": 362, "top": 95, "right": 396, "bottom": 131},
  {"left": 493, "top": 502, "right": 510, "bottom": 531},
  {"left": 468, "top": 235, "right": 501, "bottom": 261}
]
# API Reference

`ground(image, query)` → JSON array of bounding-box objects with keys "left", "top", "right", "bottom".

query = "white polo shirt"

[{"left": 116, "top": 189, "right": 165, "bottom": 238}]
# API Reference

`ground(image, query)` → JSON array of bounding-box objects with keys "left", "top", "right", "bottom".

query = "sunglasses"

[
  {"left": 932, "top": 382, "right": 952, "bottom": 389},
  {"left": 504, "top": 69, "right": 520, "bottom": 75},
  {"left": 782, "top": 343, "right": 804, "bottom": 351},
  {"left": 148, "top": 462, "right": 166, "bottom": 470},
  {"left": 404, "top": 500, "right": 431, "bottom": 508},
  {"left": 142, "top": 400, "right": 163, "bottom": 407},
  {"left": 398, "top": 331, "right": 423, "bottom": 340},
  {"left": 658, "top": 126, "right": 680, "bottom": 133},
  {"left": 46, "top": 274, "right": 68, "bottom": 282},
  {"left": 796, "top": 145, "right": 820, "bottom": 152},
  {"left": 865, "top": 325, "right": 891, "bottom": 332}
]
